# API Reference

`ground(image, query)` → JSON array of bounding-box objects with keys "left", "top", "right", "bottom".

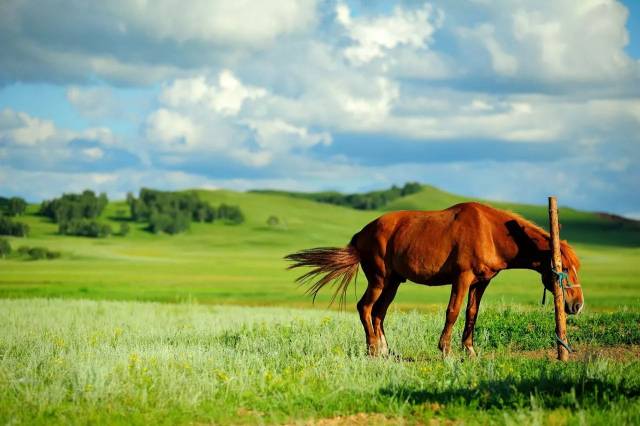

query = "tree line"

[
  {"left": 253, "top": 182, "right": 423, "bottom": 210},
  {"left": 127, "top": 188, "right": 244, "bottom": 234}
]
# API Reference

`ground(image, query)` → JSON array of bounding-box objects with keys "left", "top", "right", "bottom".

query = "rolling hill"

[{"left": 0, "top": 184, "right": 638, "bottom": 310}]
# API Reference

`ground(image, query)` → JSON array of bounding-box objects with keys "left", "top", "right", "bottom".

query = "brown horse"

[{"left": 286, "top": 202, "right": 584, "bottom": 357}]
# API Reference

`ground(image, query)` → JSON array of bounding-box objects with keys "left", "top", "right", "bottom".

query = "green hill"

[
  {"left": 383, "top": 185, "right": 640, "bottom": 247},
  {"left": 0, "top": 185, "right": 638, "bottom": 310}
]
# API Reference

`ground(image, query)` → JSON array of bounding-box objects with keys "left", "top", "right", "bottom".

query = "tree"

[
  {"left": 58, "top": 219, "right": 111, "bottom": 238},
  {"left": 0, "top": 238, "right": 11, "bottom": 258},
  {"left": 126, "top": 188, "right": 245, "bottom": 234},
  {"left": 40, "top": 190, "right": 108, "bottom": 223},
  {"left": 7, "top": 197, "right": 27, "bottom": 216},
  {"left": 217, "top": 204, "right": 245, "bottom": 224}
]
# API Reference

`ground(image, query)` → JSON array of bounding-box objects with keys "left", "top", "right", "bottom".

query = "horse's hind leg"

[
  {"left": 462, "top": 280, "right": 490, "bottom": 357},
  {"left": 357, "top": 280, "right": 384, "bottom": 356},
  {"left": 372, "top": 276, "right": 401, "bottom": 356}
]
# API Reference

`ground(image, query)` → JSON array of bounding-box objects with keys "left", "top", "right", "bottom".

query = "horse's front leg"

[
  {"left": 439, "top": 271, "right": 475, "bottom": 356},
  {"left": 461, "top": 280, "right": 490, "bottom": 357}
]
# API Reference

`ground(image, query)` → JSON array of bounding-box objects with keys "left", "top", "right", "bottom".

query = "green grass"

[
  {"left": 1, "top": 186, "right": 639, "bottom": 424},
  {"left": 1, "top": 298, "right": 639, "bottom": 425}
]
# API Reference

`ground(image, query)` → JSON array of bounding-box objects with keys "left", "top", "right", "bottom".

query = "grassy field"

[
  {"left": 0, "top": 186, "right": 639, "bottom": 424},
  {"left": 1, "top": 298, "right": 639, "bottom": 425}
]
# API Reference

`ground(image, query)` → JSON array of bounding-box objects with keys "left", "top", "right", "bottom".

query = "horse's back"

[{"left": 354, "top": 203, "right": 501, "bottom": 284}]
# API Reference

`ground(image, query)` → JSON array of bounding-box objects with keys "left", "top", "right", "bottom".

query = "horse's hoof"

[{"left": 463, "top": 345, "right": 477, "bottom": 358}]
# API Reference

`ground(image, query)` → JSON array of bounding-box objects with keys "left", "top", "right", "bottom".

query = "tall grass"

[{"left": 1, "top": 299, "right": 638, "bottom": 425}]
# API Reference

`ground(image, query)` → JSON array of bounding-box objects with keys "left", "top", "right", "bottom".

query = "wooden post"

[{"left": 548, "top": 196, "right": 569, "bottom": 361}]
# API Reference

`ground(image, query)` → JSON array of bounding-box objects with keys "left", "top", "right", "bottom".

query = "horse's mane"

[{"left": 503, "top": 209, "right": 581, "bottom": 269}]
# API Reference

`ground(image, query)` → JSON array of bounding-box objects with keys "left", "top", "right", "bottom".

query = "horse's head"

[{"left": 542, "top": 241, "right": 584, "bottom": 315}]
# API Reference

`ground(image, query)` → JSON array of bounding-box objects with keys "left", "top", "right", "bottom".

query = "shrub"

[
  {"left": 0, "top": 216, "right": 29, "bottom": 237},
  {"left": 15, "top": 245, "right": 61, "bottom": 260},
  {"left": 26, "top": 247, "right": 48, "bottom": 260},
  {"left": 25, "top": 247, "right": 60, "bottom": 260},
  {"left": 266, "top": 215, "right": 280, "bottom": 226}
]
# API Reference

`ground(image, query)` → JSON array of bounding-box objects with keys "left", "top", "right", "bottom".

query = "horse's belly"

[
  {"left": 403, "top": 271, "right": 452, "bottom": 286},
  {"left": 393, "top": 257, "right": 453, "bottom": 286}
]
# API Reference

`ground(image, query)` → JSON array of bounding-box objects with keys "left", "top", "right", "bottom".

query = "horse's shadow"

[{"left": 378, "top": 376, "right": 640, "bottom": 410}]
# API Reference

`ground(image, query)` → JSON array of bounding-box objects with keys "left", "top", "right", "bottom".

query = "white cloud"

[
  {"left": 0, "top": 108, "right": 133, "bottom": 173},
  {"left": 0, "top": 109, "right": 57, "bottom": 146},
  {"left": 145, "top": 109, "right": 201, "bottom": 151},
  {"left": 160, "top": 71, "right": 266, "bottom": 116},
  {"left": 337, "top": 2, "right": 443, "bottom": 65},
  {"left": 455, "top": 0, "right": 639, "bottom": 84},
  {"left": 123, "top": 0, "right": 317, "bottom": 44},
  {"left": 146, "top": 70, "right": 331, "bottom": 167},
  {"left": 246, "top": 119, "right": 331, "bottom": 152}
]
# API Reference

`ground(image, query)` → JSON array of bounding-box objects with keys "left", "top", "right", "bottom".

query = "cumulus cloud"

[
  {"left": 0, "top": 109, "right": 56, "bottom": 146},
  {"left": 0, "top": 108, "right": 138, "bottom": 172},
  {"left": 145, "top": 70, "right": 331, "bottom": 168},
  {"left": 336, "top": 2, "right": 443, "bottom": 64},
  {"left": 453, "top": 0, "right": 640, "bottom": 87},
  {"left": 160, "top": 71, "right": 266, "bottom": 115}
]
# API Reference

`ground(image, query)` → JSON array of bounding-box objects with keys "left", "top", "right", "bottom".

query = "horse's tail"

[{"left": 285, "top": 244, "right": 360, "bottom": 307}]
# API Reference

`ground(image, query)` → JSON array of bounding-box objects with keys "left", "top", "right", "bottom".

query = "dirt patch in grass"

[
  {"left": 518, "top": 344, "right": 640, "bottom": 361},
  {"left": 285, "top": 413, "right": 400, "bottom": 425},
  {"left": 287, "top": 412, "right": 461, "bottom": 426}
]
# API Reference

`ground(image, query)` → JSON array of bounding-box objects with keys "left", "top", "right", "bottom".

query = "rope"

[
  {"left": 541, "top": 269, "right": 568, "bottom": 305},
  {"left": 550, "top": 268, "right": 575, "bottom": 353},
  {"left": 552, "top": 269, "right": 570, "bottom": 288},
  {"left": 556, "top": 333, "right": 574, "bottom": 353}
]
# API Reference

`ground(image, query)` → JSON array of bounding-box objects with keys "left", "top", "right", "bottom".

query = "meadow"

[
  {"left": 0, "top": 186, "right": 639, "bottom": 424},
  {"left": 1, "top": 299, "right": 639, "bottom": 425}
]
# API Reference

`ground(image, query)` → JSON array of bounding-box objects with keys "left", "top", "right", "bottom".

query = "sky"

[{"left": 0, "top": 0, "right": 639, "bottom": 217}]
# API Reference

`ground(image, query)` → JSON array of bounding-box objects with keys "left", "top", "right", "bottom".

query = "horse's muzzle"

[{"left": 565, "top": 301, "right": 583, "bottom": 315}]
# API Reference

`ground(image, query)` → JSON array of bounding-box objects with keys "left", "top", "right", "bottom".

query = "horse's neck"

[
  {"left": 523, "top": 223, "right": 550, "bottom": 252},
  {"left": 505, "top": 219, "right": 550, "bottom": 271}
]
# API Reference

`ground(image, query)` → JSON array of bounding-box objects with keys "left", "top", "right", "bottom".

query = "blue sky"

[{"left": 0, "top": 0, "right": 638, "bottom": 217}]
